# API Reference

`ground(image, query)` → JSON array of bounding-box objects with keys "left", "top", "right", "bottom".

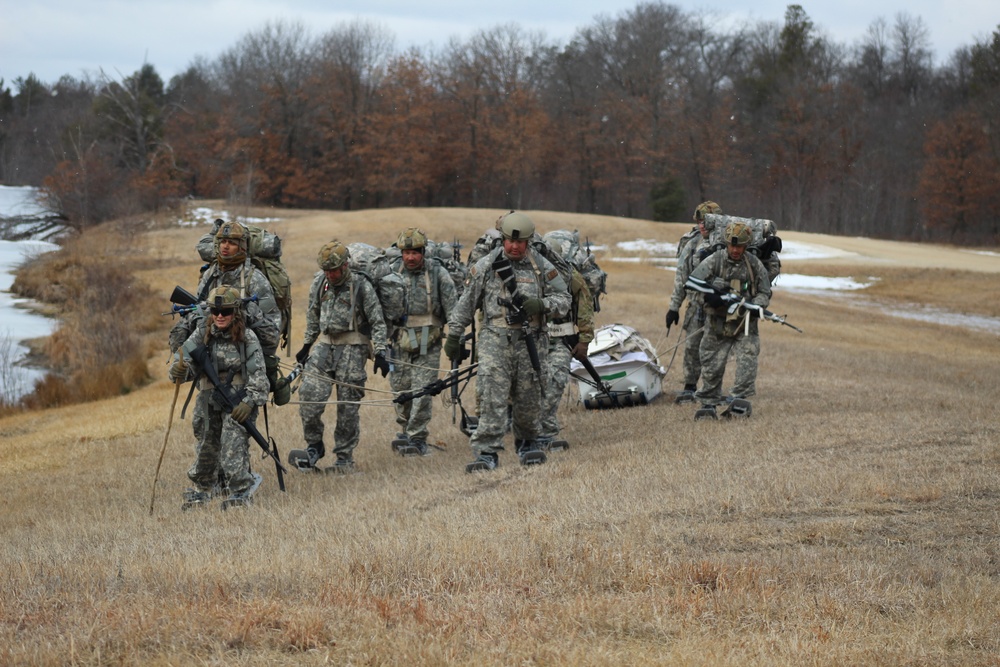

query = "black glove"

[
  {"left": 704, "top": 292, "right": 726, "bottom": 308},
  {"left": 665, "top": 310, "right": 679, "bottom": 329},
  {"left": 295, "top": 343, "right": 312, "bottom": 365},
  {"left": 373, "top": 350, "right": 390, "bottom": 377},
  {"left": 443, "top": 333, "right": 462, "bottom": 361}
]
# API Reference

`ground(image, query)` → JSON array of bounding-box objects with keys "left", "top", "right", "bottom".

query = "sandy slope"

[{"left": 779, "top": 231, "right": 1000, "bottom": 272}]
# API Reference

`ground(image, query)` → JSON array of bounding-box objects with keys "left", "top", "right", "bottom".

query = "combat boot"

[
  {"left": 181, "top": 488, "right": 212, "bottom": 511},
  {"left": 516, "top": 439, "right": 547, "bottom": 466},
  {"left": 465, "top": 452, "right": 499, "bottom": 473},
  {"left": 328, "top": 452, "right": 356, "bottom": 474},
  {"left": 675, "top": 384, "right": 698, "bottom": 405}
]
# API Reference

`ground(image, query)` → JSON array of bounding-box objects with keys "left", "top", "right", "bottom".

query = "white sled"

[{"left": 570, "top": 324, "right": 665, "bottom": 409}]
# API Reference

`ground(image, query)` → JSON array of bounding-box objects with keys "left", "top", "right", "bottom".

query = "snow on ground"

[
  {"left": 178, "top": 206, "right": 281, "bottom": 226},
  {"left": 0, "top": 185, "right": 47, "bottom": 218}
]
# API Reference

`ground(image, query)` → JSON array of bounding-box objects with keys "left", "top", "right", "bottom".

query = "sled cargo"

[{"left": 570, "top": 324, "right": 665, "bottom": 409}]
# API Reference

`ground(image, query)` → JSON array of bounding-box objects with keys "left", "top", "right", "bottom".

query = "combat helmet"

[
  {"left": 215, "top": 220, "right": 248, "bottom": 265},
  {"left": 694, "top": 201, "right": 721, "bottom": 222},
  {"left": 207, "top": 286, "right": 241, "bottom": 312},
  {"left": 397, "top": 227, "right": 428, "bottom": 251},
  {"left": 499, "top": 211, "right": 535, "bottom": 241},
  {"left": 724, "top": 221, "right": 753, "bottom": 246},
  {"left": 317, "top": 241, "right": 351, "bottom": 285}
]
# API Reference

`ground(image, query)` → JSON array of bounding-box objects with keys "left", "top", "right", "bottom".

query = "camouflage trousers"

[
  {"left": 188, "top": 391, "right": 254, "bottom": 494},
  {"left": 694, "top": 316, "right": 761, "bottom": 405},
  {"left": 681, "top": 302, "right": 707, "bottom": 387},
  {"left": 389, "top": 342, "right": 443, "bottom": 442},
  {"left": 539, "top": 337, "right": 572, "bottom": 439},
  {"left": 298, "top": 342, "right": 368, "bottom": 457},
  {"left": 470, "top": 328, "right": 547, "bottom": 456}
]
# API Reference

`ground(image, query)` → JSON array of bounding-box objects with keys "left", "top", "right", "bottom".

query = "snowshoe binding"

[
  {"left": 548, "top": 439, "right": 569, "bottom": 451},
  {"left": 288, "top": 444, "right": 324, "bottom": 472},
  {"left": 325, "top": 453, "right": 356, "bottom": 474},
  {"left": 399, "top": 438, "right": 429, "bottom": 457},
  {"left": 674, "top": 390, "right": 697, "bottom": 405},
  {"left": 465, "top": 452, "right": 499, "bottom": 473},
  {"left": 720, "top": 398, "right": 752, "bottom": 419},
  {"left": 694, "top": 404, "right": 719, "bottom": 421},
  {"left": 391, "top": 432, "right": 410, "bottom": 453},
  {"left": 516, "top": 440, "right": 547, "bottom": 466},
  {"left": 181, "top": 488, "right": 213, "bottom": 511},
  {"left": 220, "top": 473, "right": 262, "bottom": 511}
]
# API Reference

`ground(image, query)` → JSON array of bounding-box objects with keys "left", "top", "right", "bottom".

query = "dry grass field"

[{"left": 1, "top": 204, "right": 999, "bottom": 665}]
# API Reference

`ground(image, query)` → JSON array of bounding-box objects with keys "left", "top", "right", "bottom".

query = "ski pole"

[{"left": 149, "top": 379, "right": 182, "bottom": 516}]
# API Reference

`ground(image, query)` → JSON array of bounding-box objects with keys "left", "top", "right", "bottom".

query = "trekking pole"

[{"left": 149, "top": 379, "right": 182, "bottom": 516}]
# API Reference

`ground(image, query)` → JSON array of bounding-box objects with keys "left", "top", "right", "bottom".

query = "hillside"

[{"left": 1, "top": 206, "right": 999, "bottom": 665}]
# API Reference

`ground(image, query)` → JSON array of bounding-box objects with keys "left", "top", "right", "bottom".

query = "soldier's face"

[
  {"left": 503, "top": 238, "right": 528, "bottom": 261},
  {"left": 212, "top": 309, "right": 234, "bottom": 329},
  {"left": 727, "top": 243, "right": 746, "bottom": 261},
  {"left": 325, "top": 266, "right": 345, "bottom": 283},
  {"left": 219, "top": 238, "right": 239, "bottom": 257},
  {"left": 698, "top": 221, "right": 709, "bottom": 238},
  {"left": 402, "top": 249, "right": 424, "bottom": 270}
]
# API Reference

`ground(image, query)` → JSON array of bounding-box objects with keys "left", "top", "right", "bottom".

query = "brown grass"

[{"left": 1, "top": 204, "right": 999, "bottom": 665}]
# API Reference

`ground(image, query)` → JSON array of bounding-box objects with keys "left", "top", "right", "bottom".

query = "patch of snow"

[
  {"left": 615, "top": 239, "right": 676, "bottom": 255},
  {"left": 778, "top": 240, "right": 860, "bottom": 261},
  {"left": 178, "top": 206, "right": 281, "bottom": 226},
  {"left": 0, "top": 185, "right": 47, "bottom": 218},
  {"left": 962, "top": 249, "right": 1000, "bottom": 258},
  {"left": 773, "top": 273, "right": 873, "bottom": 291}
]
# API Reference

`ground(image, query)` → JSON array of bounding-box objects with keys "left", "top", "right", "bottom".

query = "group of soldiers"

[
  {"left": 166, "top": 211, "right": 597, "bottom": 509},
  {"left": 165, "top": 202, "right": 781, "bottom": 509}
]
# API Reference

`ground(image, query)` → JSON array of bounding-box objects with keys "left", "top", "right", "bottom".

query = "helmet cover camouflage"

[
  {"left": 207, "top": 285, "right": 241, "bottom": 310},
  {"left": 215, "top": 220, "right": 248, "bottom": 251},
  {"left": 317, "top": 241, "right": 351, "bottom": 270},
  {"left": 724, "top": 221, "right": 753, "bottom": 246},
  {"left": 397, "top": 227, "right": 428, "bottom": 251},
  {"left": 694, "top": 201, "right": 721, "bottom": 222}
]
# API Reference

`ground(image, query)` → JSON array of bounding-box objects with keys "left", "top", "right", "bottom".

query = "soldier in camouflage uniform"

[
  {"left": 444, "top": 212, "right": 571, "bottom": 472},
  {"left": 168, "top": 221, "right": 281, "bottom": 480},
  {"left": 537, "top": 254, "right": 595, "bottom": 451},
  {"left": 666, "top": 201, "right": 720, "bottom": 404},
  {"left": 295, "top": 241, "right": 390, "bottom": 472},
  {"left": 389, "top": 228, "right": 458, "bottom": 456},
  {"left": 689, "top": 221, "right": 772, "bottom": 419},
  {"left": 169, "top": 286, "right": 269, "bottom": 508}
]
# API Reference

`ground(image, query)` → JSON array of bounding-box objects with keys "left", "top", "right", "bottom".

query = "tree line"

[{"left": 1, "top": 3, "right": 998, "bottom": 244}]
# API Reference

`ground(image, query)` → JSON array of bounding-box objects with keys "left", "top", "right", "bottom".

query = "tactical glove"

[
  {"left": 704, "top": 292, "right": 726, "bottom": 308},
  {"left": 295, "top": 342, "right": 313, "bottom": 365},
  {"left": 373, "top": 350, "right": 390, "bottom": 377},
  {"left": 665, "top": 310, "right": 679, "bottom": 329},
  {"left": 230, "top": 401, "right": 252, "bottom": 423},
  {"left": 572, "top": 341, "right": 590, "bottom": 362},
  {"left": 168, "top": 358, "right": 188, "bottom": 382},
  {"left": 521, "top": 298, "right": 545, "bottom": 316},
  {"left": 443, "top": 333, "right": 462, "bottom": 361}
]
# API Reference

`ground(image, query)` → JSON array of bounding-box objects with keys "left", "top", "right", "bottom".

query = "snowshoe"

[
  {"left": 516, "top": 440, "right": 547, "bottom": 466},
  {"left": 391, "top": 433, "right": 409, "bottom": 453},
  {"left": 720, "top": 398, "right": 752, "bottom": 419},
  {"left": 465, "top": 453, "right": 499, "bottom": 473},
  {"left": 674, "top": 390, "right": 697, "bottom": 405},
  {"left": 694, "top": 404, "right": 719, "bottom": 421},
  {"left": 460, "top": 410, "right": 478, "bottom": 437},
  {"left": 399, "top": 439, "right": 430, "bottom": 457},
  {"left": 325, "top": 454, "right": 356, "bottom": 474},
  {"left": 548, "top": 439, "right": 569, "bottom": 451},
  {"left": 220, "top": 473, "right": 262, "bottom": 511},
  {"left": 181, "top": 488, "right": 213, "bottom": 511},
  {"left": 288, "top": 445, "right": 324, "bottom": 472}
]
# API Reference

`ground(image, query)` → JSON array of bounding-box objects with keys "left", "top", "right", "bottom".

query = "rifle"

[
  {"left": 186, "top": 344, "right": 287, "bottom": 491},
  {"left": 563, "top": 336, "right": 612, "bottom": 396},
  {"left": 492, "top": 255, "right": 543, "bottom": 382},
  {"left": 684, "top": 276, "right": 803, "bottom": 333},
  {"left": 449, "top": 330, "right": 475, "bottom": 423},
  {"left": 161, "top": 285, "right": 258, "bottom": 318}
]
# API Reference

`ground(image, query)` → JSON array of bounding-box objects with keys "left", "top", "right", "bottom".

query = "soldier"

[
  {"left": 291, "top": 241, "right": 390, "bottom": 473},
  {"left": 665, "top": 201, "right": 720, "bottom": 404},
  {"left": 168, "top": 221, "right": 282, "bottom": 477},
  {"left": 537, "top": 241, "right": 595, "bottom": 452},
  {"left": 444, "top": 212, "right": 571, "bottom": 472},
  {"left": 169, "top": 286, "right": 269, "bottom": 509},
  {"left": 689, "top": 221, "right": 772, "bottom": 420},
  {"left": 389, "top": 228, "right": 458, "bottom": 456}
]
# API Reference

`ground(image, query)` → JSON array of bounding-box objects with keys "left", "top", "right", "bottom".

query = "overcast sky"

[{"left": 2, "top": 0, "right": 997, "bottom": 85}]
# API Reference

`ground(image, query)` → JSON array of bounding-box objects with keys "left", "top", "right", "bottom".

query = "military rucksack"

[
  {"left": 426, "top": 239, "right": 468, "bottom": 297},
  {"left": 196, "top": 220, "right": 293, "bottom": 351},
  {"left": 542, "top": 229, "right": 608, "bottom": 312},
  {"left": 676, "top": 227, "right": 701, "bottom": 260},
  {"left": 346, "top": 242, "right": 408, "bottom": 328}
]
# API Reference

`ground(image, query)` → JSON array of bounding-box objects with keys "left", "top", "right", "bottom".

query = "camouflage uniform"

[
  {"left": 538, "top": 268, "right": 594, "bottom": 444},
  {"left": 690, "top": 249, "right": 772, "bottom": 405},
  {"left": 391, "top": 259, "right": 457, "bottom": 443},
  {"left": 176, "top": 325, "right": 269, "bottom": 495},
  {"left": 669, "top": 233, "right": 713, "bottom": 388},
  {"left": 298, "top": 270, "right": 387, "bottom": 459},
  {"left": 448, "top": 246, "right": 570, "bottom": 457}
]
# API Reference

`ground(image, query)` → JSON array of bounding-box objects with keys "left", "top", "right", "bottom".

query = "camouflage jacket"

[
  {"left": 551, "top": 268, "right": 595, "bottom": 344},
  {"left": 449, "top": 246, "right": 570, "bottom": 335},
  {"left": 397, "top": 259, "right": 457, "bottom": 332},
  {"left": 178, "top": 325, "right": 269, "bottom": 407},
  {"left": 303, "top": 270, "right": 387, "bottom": 354},
  {"left": 689, "top": 248, "right": 772, "bottom": 315}
]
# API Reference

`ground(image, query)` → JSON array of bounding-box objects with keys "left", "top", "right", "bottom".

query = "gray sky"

[{"left": 2, "top": 0, "right": 997, "bottom": 85}]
